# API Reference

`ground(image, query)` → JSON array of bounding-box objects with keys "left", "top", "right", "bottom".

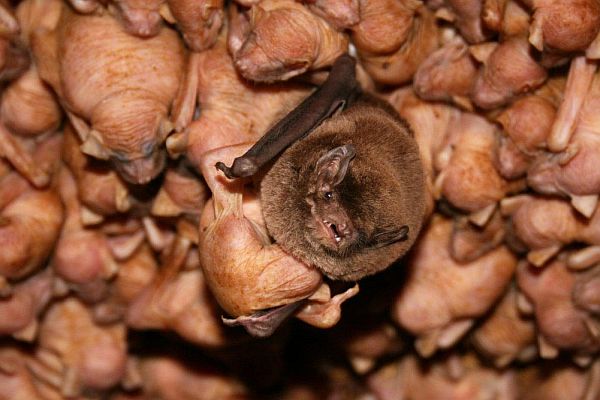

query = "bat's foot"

[
  {"left": 215, "top": 157, "right": 259, "bottom": 179},
  {"left": 221, "top": 301, "right": 305, "bottom": 337}
]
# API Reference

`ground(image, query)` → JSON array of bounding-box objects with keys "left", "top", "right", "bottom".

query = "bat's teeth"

[{"left": 323, "top": 219, "right": 341, "bottom": 241}]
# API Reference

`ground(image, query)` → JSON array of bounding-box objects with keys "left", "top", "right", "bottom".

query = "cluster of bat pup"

[{"left": 0, "top": 0, "right": 599, "bottom": 398}]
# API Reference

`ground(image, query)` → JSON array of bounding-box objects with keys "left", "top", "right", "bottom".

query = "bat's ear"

[
  {"left": 370, "top": 225, "right": 409, "bottom": 248},
  {"left": 80, "top": 130, "right": 110, "bottom": 160},
  {"left": 315, "top": 144, "right": 356, "bottom": 190}
]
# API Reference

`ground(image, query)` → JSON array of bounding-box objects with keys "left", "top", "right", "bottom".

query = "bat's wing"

[{"left": 216, "top": 53, "right": 359, "bottom": 179}]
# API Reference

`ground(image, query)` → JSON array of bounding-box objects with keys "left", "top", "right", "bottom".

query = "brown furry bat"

[{"left": 217, "top": 54, "right": 426, "bottom": 281}]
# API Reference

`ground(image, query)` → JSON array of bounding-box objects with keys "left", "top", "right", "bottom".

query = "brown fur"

[{"left": 261, "top": 94, "right": 426, "bottom": 281}]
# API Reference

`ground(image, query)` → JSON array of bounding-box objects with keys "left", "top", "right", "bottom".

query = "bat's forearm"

[{"left": 216, "top": 53, "right": 359, "bottom": 179}]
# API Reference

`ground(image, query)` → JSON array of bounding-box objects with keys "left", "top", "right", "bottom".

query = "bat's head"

[
  {"left": 261, "top": 101, "right": 426, "bottom": 281},
  {"left": 305, "top": 144, "right": 359, "bottom": 253},
  {"left": 82, "top": 94, "right": 173, "bottom": 184},
  {"left": 304, "top": 143, "right": 411, "bottom": 258}
]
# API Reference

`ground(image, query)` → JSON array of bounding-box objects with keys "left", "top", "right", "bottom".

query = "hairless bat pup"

[{"left": 217, "top": 54, "right": 426, "bottom": 281}]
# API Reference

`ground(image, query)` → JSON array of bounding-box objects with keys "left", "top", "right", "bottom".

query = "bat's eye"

[
  {"left": 112, "top": 151, "right": 130, "bottom": 163},
  {"left": 141, "top": 141, "right": 156, "bottom": 157},
  {"left": 323, "top": 191, "right": 333, "bottom": 201}
]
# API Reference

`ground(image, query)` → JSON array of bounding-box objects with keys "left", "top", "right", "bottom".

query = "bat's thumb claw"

[
  {"left": 215, "top": 157, "right": 259, "bottom": 179},
  {"left": 215, "top": 161, "right": 235, "bottom": 179}
]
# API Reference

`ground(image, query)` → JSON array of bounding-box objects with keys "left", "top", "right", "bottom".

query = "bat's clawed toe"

[{"left": 370, "top": 225, "right": 410, "bottom": 249}]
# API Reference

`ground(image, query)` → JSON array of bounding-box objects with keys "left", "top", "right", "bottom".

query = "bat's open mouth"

[
  {"left": 325, "top": 221, "right": 342, "bottom": 242},
  {"left": 322, "top": 219, "right": 343, "bottom": 244}
]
